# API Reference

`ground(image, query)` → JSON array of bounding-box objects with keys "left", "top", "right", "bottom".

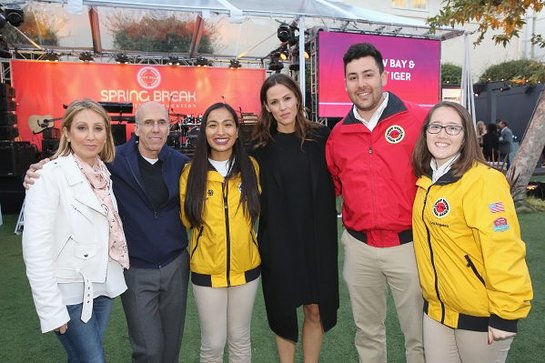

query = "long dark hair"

[
  {"left": 184, "top": 102, "right": 260, "bottom": 227},
  {"left": 253, "top": 73, "right": 317, "bottom": 147},
  {"left": 412, "top": 101, "right": 486, "bottom": 178}
]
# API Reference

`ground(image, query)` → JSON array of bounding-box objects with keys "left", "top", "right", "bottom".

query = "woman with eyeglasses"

[{"left": 411, "top": 101, "right": 533, "bottom": 363}]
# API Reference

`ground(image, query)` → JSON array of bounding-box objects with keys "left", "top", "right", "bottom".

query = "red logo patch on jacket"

[
  {"left": 432, "top": 198, "right": 450, "bottom": 218},
  {"left": 385, "top": 125, "right": 405, "bottom": 144}
]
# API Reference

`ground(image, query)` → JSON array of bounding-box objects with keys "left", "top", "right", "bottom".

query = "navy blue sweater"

[{"left": 108, "top": 136, "right": 189, "bottom": 268}]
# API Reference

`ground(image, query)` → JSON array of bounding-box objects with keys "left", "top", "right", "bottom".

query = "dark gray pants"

[{"left": 121, "top": 251, "right": 189, "bottom": 363}]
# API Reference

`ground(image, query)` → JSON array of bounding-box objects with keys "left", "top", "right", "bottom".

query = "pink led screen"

[{"left": 317, "top": 31, "right": 441, "bottom": 118}]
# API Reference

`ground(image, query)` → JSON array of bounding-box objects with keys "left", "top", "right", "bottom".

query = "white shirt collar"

[
  {"left": 352, "top": 92, "right": 389, "bottom": 132},
  {"left": 430, "top": 154, "right": 460, "bottom": 183}
]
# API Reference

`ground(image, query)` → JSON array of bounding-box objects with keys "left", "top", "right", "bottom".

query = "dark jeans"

[{"left": 55, "top": 295, "right": 113, "bottom": 363}]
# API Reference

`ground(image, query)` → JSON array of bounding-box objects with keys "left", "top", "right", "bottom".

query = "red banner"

[{"left": 11, "top": 60, "right": 265, "bottom": 148}]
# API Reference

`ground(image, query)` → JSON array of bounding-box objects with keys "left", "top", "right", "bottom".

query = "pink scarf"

[{"left": 73, "top": 154, "right": 130, "bottom": 269}]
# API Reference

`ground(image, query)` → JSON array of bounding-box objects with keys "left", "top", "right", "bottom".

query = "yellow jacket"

[
  {"left": 179, "top": 158, "right": 260, "bottom": 288},
  {"left": 412, "top": 162, "right": 532, "bottom": 332}
]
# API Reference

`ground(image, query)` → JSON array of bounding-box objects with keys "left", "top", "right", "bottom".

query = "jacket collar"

[
  {"left": 343, "top": 92, "right": 408, "bottom": 126},
  {"left": 418, "top": 168, "right": 462, "bottom": 188},
  {"left": 57, "top": 154, "right": 106, "bottom": 216}
]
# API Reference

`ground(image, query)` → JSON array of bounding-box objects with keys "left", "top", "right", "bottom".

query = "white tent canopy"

[{"left": 35, "top": 0, "right": 462, "bottom": 40}]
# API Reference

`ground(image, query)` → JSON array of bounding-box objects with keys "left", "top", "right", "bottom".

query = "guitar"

[{"left": 27, "top": 114, "right": 63, "bottom": 134}]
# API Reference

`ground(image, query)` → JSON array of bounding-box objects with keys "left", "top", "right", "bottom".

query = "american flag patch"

[{"left": 489, "top": 202, "right": 505, "bottom": 213}]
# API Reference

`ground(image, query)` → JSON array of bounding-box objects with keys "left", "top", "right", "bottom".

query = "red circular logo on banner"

[{"left": 137, "top": 67, "right": 161, "bottom": 89}]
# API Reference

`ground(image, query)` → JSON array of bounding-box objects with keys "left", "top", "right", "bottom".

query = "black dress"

[{"left": 251, "top": 126, "right": 339, "bottom": 342}]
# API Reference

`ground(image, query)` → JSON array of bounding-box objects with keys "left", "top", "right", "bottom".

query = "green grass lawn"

[{"left": 1, "top": 211, "right": 543, "bottom": 362}]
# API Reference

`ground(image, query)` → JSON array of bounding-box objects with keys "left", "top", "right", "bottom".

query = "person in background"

[
  {"left": 22, "top": 99, "right": 128, "bottom": 363},
  {"left": 252, "top": 73, "right": 339, "bottom": 363},
  {"left": 411, "top": 101, "right": 533, "bottom": 363},
  {"left": 180, "top": 102, "right": 261, "bottom": 363},
  {"left": 476, "top": 120, "right": 487, "bottom": 148},
  {"left": 482, "top": 123, "right": 499, "bottom": 162},
  {"left": 24, "top": 101, "right": 190, "bottom": 363},
  {"left": 497, "top": 119, "right": 513, "bottom": 168},
  {"left": 325, "top": 42, "right": 427, "bottom": 363}
]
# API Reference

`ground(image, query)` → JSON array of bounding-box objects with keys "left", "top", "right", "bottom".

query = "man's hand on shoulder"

[{"left": 23, "top": 158, "right": 50, "bottom": 190}]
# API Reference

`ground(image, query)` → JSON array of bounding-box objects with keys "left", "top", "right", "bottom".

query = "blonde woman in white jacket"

[{"left": 22, "top": 99, "right": 129, "bottom": 363}]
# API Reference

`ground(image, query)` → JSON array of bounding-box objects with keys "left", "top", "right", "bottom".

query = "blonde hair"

[{"left": 52, "top": 99, "right": 115, "bottom": 163}]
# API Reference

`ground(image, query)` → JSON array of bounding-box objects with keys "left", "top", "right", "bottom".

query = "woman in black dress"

[{"left": 252, "top": 74, "right": 339, "bottom": 362}]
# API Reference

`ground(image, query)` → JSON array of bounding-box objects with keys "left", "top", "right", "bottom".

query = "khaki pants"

[
  {"left": 193, "top": 278, "right": 259, "bottom": 363},
  {"left": 423, "top": 314, "right": 513, "bottom": 363},
  {"left": 342, "top": 230, "right": 424, "bottom": 363}
]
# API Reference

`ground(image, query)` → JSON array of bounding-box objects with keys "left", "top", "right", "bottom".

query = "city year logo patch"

[
  {"left": 385, "top": 125, "right": 405, "bottom": 144},
  {"left": 137, "top": 67, "right": 161, "bottom": 89},
  {"left": 493, "top": 217, "right": 510, "bottom": 232},
  {"left": 432, "top": 198, "right": 450, "bottom": 218}
]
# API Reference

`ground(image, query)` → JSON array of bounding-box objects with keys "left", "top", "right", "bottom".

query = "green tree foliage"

[
  {"left": 0, "top": 6, "right": 59, "bottom": 46},
  {"left": 107, "top": 13, "right": 216, "bottom": 53},
  {"left": 427, "top": 0, "right": 545, "bottom": 210},
  {"left": 428, "top": 0, "right": 544, "bottom": 46},
  {"left": 479, "top": 59, "right": 545, "bottom": 84},
  {"left": 441, "top": 63, "right": 462, "bottom": 85}
]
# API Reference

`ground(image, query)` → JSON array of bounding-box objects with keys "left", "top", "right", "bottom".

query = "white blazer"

[{"left": 23, "top": 154, "right": 124, "bottom": 333}]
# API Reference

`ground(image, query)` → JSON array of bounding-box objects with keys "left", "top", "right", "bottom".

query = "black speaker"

[
  {"left": 0, "top": 111, "right": 16, "bottom": 126},
  {"left": 42, "top": 139, "right": 59, "bottom": 158},
  {"left": 0, "top": 175, "right": 25, "bottom": 214},
  {"left": 0, "top": 125, "right": 18, "bottom": 140},
  {"left": 0, "top": 141, "right": 36, "bottom": 176},
  {"left": 0, "top": 83, "right": 15, "bottom": 98},
  {"left": 111, "top": 123, "right": 127, "bottom": 145},
  {"left": 0, "top": 98, "right": 16, "bottom": 111}
]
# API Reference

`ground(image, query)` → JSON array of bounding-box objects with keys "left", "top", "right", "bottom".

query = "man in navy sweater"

[{"left": 110, "top": 101, "right": 189, "bottom": 363}]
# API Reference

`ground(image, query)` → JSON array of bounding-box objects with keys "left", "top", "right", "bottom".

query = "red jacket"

[{"left": 325, "top": 93, "right": 428, "bottom": 247}]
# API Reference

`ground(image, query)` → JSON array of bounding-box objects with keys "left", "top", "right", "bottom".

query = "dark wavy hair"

[
  {"left": 252, "top": 73, "right": 318, "bottom": 147},
  {"left": 343, "top": 42, "right": 384, "bottom": 75},
  {"left": 412, "top": 101, "right": 486, "bottom": 178},
  {"left": 184, "top": 102, "right": 260, "bottom": 227}
]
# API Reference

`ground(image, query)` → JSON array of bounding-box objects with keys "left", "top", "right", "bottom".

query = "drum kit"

[
  {"left": 167, "top": 113, "right": 202, "bottom": 151},
  {"left": 167, "top": 111, "right": 259, "bottom": 154}
]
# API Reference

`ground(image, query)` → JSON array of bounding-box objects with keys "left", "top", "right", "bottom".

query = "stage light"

[
  {"left": 79, "top": 51, "right": 94, "bottom": 62},
  {"left": 167, "top": 56, "right": 180, "bottom": 65},
  {"left": 268, "top": 53, "right": 284, "bottom": 73},
  {"left": 289, "top": 63, "right": 300, "bottom": 72},
  {"left": 44, "top": 50, "right": 59, "bottom": 62},
  {"left": 4, "top": 6, "right": 24, "bottom": 27},
  {"left": 292, "top": 46, "right": 309, "bottom": 60},
  {"left": 277, "top": 22, "right": 292, "bottom": 42},
  {"left": 115, "top": 53, "right": 129, "bottom": 64},
  {"left": 229, "top": 59, "right": 241, "bottom": 69},
  {"left": 195, "top": 56, "right": 211, "bottom": 66}
]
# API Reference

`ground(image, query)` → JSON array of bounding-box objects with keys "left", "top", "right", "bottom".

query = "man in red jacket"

[{"left": 325, "top": 43, "right": 427, "bottom": 363}]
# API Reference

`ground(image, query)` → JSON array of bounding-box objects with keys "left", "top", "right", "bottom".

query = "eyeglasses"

[
  {"left": 426, "top": 124, "right": 464, "bottom": 136},
  {"left": 139, "top": 119, "right": 169, "bottom": 129}
]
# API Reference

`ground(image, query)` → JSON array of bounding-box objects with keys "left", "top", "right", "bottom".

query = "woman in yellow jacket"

[
  {"left": 180, "top": 102, "right": 260, "bottom": 363},
  {"left": 411, "top": 101, "right": 532, "bottom": 363}
]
